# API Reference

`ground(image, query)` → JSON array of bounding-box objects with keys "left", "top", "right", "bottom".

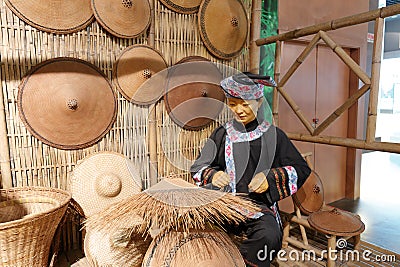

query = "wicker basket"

[{"left": 0, "top": 187, "right": 71, "bottom": 267}]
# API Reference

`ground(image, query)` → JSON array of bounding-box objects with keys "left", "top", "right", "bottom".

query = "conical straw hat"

[
  {"left": 84, "top": 226, "right": 150, "bottom": 267},
  {"left": 85, "top": 177, "right": 261, "bottom": 235},
  {"left": 143, "top": 229, "right": 245, "bottom": 267},
  {"left": 159, "top": 0, "right": 202, "bottom": 14},
  {"left": 4, "top": 0, "right": 94, "bottom": 34},
  {"left": 71, "top": 151, "right": 142, "bottom": 217},
  {"left": 113, "top": 45, "right": 168, "bottom": 104},
  {"left": 198, "top": 0, "right": 248, "bottom": 59},
  {"left": 17, "top": 57, "right": 117, "bottom": 150},
  {"left": 91, "top": 0, "right": 151, "bottom": 38}
]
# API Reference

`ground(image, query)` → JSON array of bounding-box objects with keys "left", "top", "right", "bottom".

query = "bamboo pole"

[
  {"left": 277, "top": 86, "right": 315, "bottom": 134},
  {"left": 287, "top": 132, "right": 400, "bottom": 154},
  {"left": 255, "top": 4, "right": 400, "bottom": 46},
  {"left": 278, "top": 32, "right": 320, "bottom": 87},
  {"left": 148, "top": 0, "right": 158, "bottom": 187},
  {"left": 281, "top": 221, "right": 290, "bottom": 248},
  {"left": 319, "top": 31, "right": 371, "bottom": 85},
  {"left": 273, "top": 34, "right": 321, "bottom": 134},
  {"left": 366, "top": 17, "right": 384, "bottom": 143},
  {"left": 0, "top": 79, "right": 12, "bottom": 189},
  {"left": 313, "top": 83, "right": 370, "bottom": 136},
  {"left": 249, "top": 0, "right": 262, "bottom": 74},
  {"left": 272, "top": 41, "right": 282, "bottom": 125},
  {"left": 296, "top": 207, "right": 309, "bottom": 246},
  {"left": 275, "top": 35, "right": 319, "bottom": 134}
]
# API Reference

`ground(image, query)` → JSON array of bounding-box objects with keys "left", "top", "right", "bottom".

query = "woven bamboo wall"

[
  {"left": 0, "top": 0, "right": 252, "bottom": 252},
  {"left": 0, "top": 0, "right": 252, "bottom": 190},
  {"left": 0, "top": 1, "right": 150, "bottom": 190},
  {"left": 153, "top": 0, "right": 251, "bottom": 181}
]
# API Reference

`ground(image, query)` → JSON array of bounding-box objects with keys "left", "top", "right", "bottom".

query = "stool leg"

[
  {"left": 353, "top": 234, "right": 361, "bottom": 251},
  {"left": 327, "top": 235, "right": 336, "bottom": 267},
  {"left": 282, "top": 221, "right": 290, "bottom": 249},
  {"left": 296, "top": 208, "right": 309, "bottom": 246}
]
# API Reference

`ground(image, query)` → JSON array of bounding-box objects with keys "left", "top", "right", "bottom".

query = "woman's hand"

[
  {"left": 248, "top": 172, "right": 269, "bottom": 193},
  {"left": 211, "top": 171, "right": 231, "bottom": 188}
]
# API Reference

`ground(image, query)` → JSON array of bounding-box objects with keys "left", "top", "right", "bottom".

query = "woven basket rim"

[{"left": 0, "top": 186, "right": 71, "bottom": 230}]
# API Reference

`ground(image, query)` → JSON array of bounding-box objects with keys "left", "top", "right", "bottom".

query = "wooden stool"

[
  {"left": 281, "top": 153, "right": 365, "bottom": 267},
  {"left": 308, "top": 207, "right": 364, "bottom": 266}
]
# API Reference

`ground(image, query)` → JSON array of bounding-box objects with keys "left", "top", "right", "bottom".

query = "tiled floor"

[{"left": 330, "top": 151, "right": 400, "bottom": 255}]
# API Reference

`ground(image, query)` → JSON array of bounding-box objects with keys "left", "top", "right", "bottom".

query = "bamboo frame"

[
  {"left": 256, "top": 4, "right": 400, "bottom": 154},
  {"left": 256, "top": 4, "right": 400, "bottom": 46},
  {"left": 319, "top": 31, "right": 370, "bottom": 85},
  {"left": 272, "top": 41, "right": 282, "bottom": 125},
  {"left": 313, "top": 84, "right": 370, "bottom": 136},
  {"left": 366, "top": 17, "right": 384, "bottom": 143},
  {"left": 278, "top": 33, "right": 320, "bottom": 87},
  {"left": 276, "top": 33, "right": 321, "bottom": 135}
]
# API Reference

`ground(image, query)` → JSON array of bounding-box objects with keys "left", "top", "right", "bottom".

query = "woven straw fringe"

[
  {"left": 0, "top": 187, "right": 71, "bottom": 267},
  {"left": 85, "top": 186, "right": 260, "bottom": 238}
]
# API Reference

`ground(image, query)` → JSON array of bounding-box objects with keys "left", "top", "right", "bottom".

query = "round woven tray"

[
  {"left": 113, "top": 44, "right": 168, "bottom": 104},
  {"left": 292, "top": 170, "right": 324, "bottom": 215},
  {"left": 17, "top": 57, "right": 117, "bottom": 150},
  {"left": 308, "top": 207, "right": 365, "bottom": 236},
  {"left": 4, "top": 0, "right": 94, "bottom": 34},
  {"left": 0, "top": 187, "right": 71, "bottom": 267},
  {"left": 159, "top": 0, "right": 202, "bottom": 14},
  {"left": 91, "top": 0, "right": 151, "bottom": 38},
  {"left": 198, "top": 0, "right": 248, "bottom": 59},
  {"left": 164, "top": 56, "right": 225, "bottom": 130}
]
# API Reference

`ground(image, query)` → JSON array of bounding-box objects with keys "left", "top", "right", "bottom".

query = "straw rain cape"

[{"left": 84, "top": 177, "right": 261, "bottom": 237}]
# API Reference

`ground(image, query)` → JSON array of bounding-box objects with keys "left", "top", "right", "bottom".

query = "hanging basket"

[{"left": 0, "top": 187, "right": 71, "bottom": 267}]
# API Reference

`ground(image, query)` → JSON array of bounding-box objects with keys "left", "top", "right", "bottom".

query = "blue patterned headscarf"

[{"left": 220, "top": 74, "right": 264, "bottom": 100}]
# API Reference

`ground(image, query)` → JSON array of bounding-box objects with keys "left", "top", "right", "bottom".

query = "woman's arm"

[{"left": 190, "top": 126, "right": 227, "bottom": 186}]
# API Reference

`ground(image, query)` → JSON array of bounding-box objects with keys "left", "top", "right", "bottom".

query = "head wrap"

[{"left": 220, "top": 73, "right": 264, "bottom": 100}]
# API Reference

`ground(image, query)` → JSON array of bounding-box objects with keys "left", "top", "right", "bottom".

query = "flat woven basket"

[{"left": 0, "top": 187, "right": 71, "bottom": 267}]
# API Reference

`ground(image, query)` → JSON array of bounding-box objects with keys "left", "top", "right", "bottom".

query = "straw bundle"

[
  {"left": 0, "top": 187, "right": 71, "bottom": 267},
  {"left": 85, "top": 178, "right": 260, "bottom": 236}
]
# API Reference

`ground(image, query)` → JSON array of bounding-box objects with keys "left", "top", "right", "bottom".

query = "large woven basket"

[{"left": 0, "top": 187, "right": 71, "bottom": 267}]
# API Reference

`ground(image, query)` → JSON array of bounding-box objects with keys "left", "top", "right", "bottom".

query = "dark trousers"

[{"left": 228, "top": 213, "right": 282, "bottom": 267}]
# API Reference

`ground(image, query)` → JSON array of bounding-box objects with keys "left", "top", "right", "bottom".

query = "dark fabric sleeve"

[
  {"left": 190, "top": 126, "right": 227, "bottom": 185},
  {"left": 263, "top": 127, "right": 311, "bottom": 203}
]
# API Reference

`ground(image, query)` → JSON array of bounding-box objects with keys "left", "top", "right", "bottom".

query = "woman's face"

[{"left": 227, "top": 98, "right": 261, "bottom": 125}]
